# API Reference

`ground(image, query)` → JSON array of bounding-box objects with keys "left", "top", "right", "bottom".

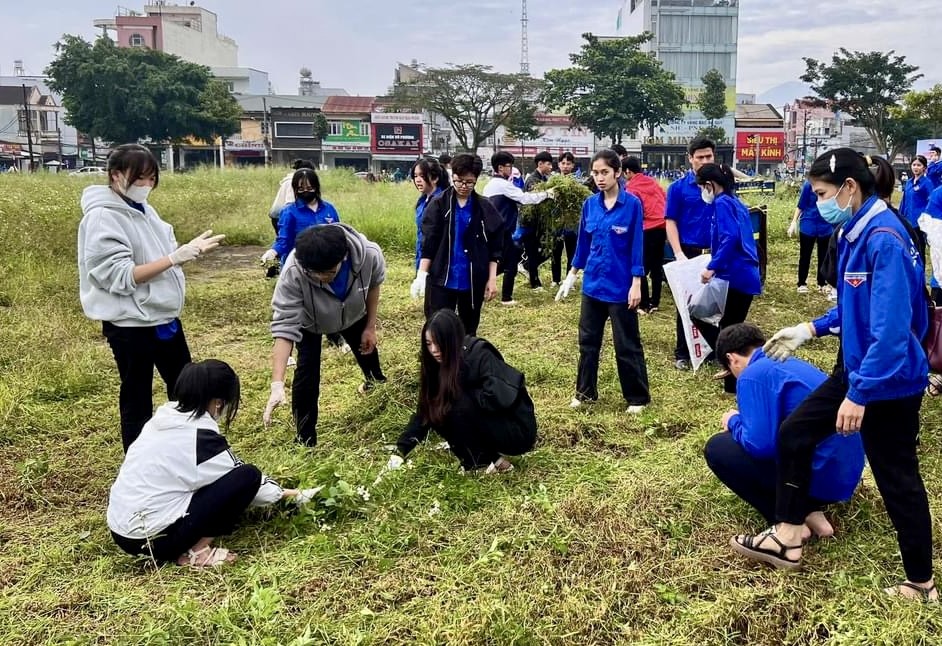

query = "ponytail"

[{"left": 696, "top": 163, "right": 736, "bottom": 195}]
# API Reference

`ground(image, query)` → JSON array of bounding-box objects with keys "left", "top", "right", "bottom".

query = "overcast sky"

[{"left": 2, "top": 0, "right": 939, "bottom": 97}]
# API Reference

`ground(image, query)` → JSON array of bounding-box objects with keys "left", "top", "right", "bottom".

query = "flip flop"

[
  {"left": 182, "top": 546, "right": 233, "bottom": 567},
  {"left": 926, "top": 374, "right": 942, "bottom": 397},
  {"left": 885, "top": 581, "right": 939, "bottom": 603},
  {"left": 729, "top": 527, "right": 802, "bottom": 571}
]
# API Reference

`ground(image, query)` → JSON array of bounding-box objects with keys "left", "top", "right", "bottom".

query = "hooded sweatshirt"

[
  {"left": 271, "top": 223, "right": 386, "bottom": 340},
  {"left": 107, "top": 402, "right": 283, "bottom": 539},
  {"left": 78, "top": 185, "right": 185, "bottom": 327}
]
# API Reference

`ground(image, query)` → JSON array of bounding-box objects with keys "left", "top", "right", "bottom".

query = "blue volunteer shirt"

[
  {"left": 900, "top": 175, "right": 937, "bottom": 228},
  {"left": 928, "top": 159, "right": 942, "bottom": 186},
  {"left": 445, "top": 201, "right": 473, "bottom": 291},
  {"left": 923, "top": 183, "right": 942, "bottom": 220},
  {"left": 415, "top": 188, "right": 443, "bottom": 269},
  {"left": 796, "top": 181, "right": 832, "bottom": 238},
  {"left": 273, "top": 198, "right": 341, "bottom": 263},
  {"left": 665, "top": 171, "right": 711, "bottom": 248},
  {"left": 325, "top": 257, "right": 352, "bottom": 300},
  {"left": 727, "top": 349, "right": 864, "bottom": 502},
  {"left": 706, "top": 193, "right": 762, "bottom": 295},
  {"left": 572, "top": 189, "right": 645, "bottom": 303}
]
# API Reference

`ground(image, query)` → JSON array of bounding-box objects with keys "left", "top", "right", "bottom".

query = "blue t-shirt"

[
  {"left": 328, "top": 258, "right": 352, "bottom": 300},
  {"left": 445, "top": 201, "right": 472, "bottom": 291},
  {"left": 796, "top": 181, "right": 832, "bottom": 238},
  {"left": 665, "top": 171, "right": 711, "bottom": 247}
]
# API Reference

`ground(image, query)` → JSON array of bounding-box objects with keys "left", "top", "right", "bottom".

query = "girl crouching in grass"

[
  {"left": 391, "top": 309, "right": 537, "bottom": 473},
  {"left": 107, "top": 360, "right": 304, "bottom": 567}
]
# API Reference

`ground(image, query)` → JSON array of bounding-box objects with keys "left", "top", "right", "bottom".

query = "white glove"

[
  {"left": 545, "top": 188, "right": 557, "bottom": 200},
  {"left": 555, "top": 273, "right": 577, "bottom": 302},
  {"left": 260, "top": 248, "right": 277, "bottom": 263},
  {"left": 373, "top": 454, "right": 405, "bottom": 486},
  {"left": 410, "top": 270, "right": 428, "bottom": 300},
  {"left": 169, "top": 230, "right": 225, "bottom": 265},
  {"left": 674, "top": 251, "right": 688, "bottom": 262},
  {"left": 293, "top": 486, "right": 324, "bottom": 506},
  {"left": 787, "top": 221, "right": 797, "bottom": 238},
  {"left": 763, "top": 323, "right": 815, "bottom": 361},
  {"left": 263, "top": 381, "right": 286, "bottom": 427}
]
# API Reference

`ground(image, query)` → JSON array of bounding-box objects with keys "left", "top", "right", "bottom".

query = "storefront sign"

[
  {"left": 736, "top": 131, "right": 785, "bottom": 162},
  {"left": 372, "top": 123, "right": 422, "bottom": 155}
]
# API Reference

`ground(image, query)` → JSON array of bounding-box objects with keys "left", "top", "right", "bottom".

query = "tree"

[
  {"left": 896, "top": 85, "right": 942, "bottom": 137},
  {"left": 801, "top": 48, "right": 922, "bottom": 156},
  {"left": 46, "top": 35, "right": 240, "bottom": 144},
  {"left": 392, "top": 64, "right": 540, "bottom": 153},
  {"left": 542, "top": 33, "right": 684, "bottom": 144},
  {"left": 697, "top": 68, "right": 727, "bottom": 142}
]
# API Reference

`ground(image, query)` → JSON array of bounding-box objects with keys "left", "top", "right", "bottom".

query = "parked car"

[{"left": 68, "top": 166, "right": 106, "bottom": 176}]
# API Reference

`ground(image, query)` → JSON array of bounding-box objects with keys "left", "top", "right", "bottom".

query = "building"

[
  {"left": 495, "top": 113, "right": 595, "bottom": 167},
  {"left": 616, "top": 0, "right": 739, "bottom": 168},
  {"left": 0, "top": 84, "right": 65, "bottom": 171},
  {"left": 782, "top": 99, "right": 845, "bottom": 172},
  {"left": 321, "top": 96, "right": 374, "bottom": 171},
  {"left": 233, "top": 94, "right": 329, "bottom": 167},
  {"left": 734, "top": 103, "right": 785, "bottom": 175},
  {"left": 370, "top": 110, "right": 423, "bottom": 174},
  {"left": 211, "top": 67, "right": 270, "bottom": 95}
]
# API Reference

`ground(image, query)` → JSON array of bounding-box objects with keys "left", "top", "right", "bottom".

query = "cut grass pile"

[{"left": 0, "top": 168, "right": 940, "bottom": 644}]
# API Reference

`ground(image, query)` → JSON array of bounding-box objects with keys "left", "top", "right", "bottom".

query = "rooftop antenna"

[{"left": 520, "top": 0, "right": 529, "bottom": 75}]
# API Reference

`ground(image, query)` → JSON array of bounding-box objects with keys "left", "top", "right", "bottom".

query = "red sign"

[{"left": 736, "top": 131, "right": 785, "bottom": 162}]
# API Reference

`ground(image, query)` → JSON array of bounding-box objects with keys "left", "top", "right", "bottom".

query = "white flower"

[
  {"left": 428, "top": 500, "right": 441, "bottom": 517},
  {"left": 356, "top": 485, "right": 370, "bottom": 501}
]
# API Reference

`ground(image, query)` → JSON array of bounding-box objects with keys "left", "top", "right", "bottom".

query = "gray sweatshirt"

[
  {"left": 271, "top": 223, "right": 385, "bottom": 340},
  {"left": 78, "top": 185, "right": 185, "bottom": 327}
]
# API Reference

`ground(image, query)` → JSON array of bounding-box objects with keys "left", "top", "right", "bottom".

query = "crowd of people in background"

[{"left": 76, "top": 136, "right": 942, "bottom": 602}]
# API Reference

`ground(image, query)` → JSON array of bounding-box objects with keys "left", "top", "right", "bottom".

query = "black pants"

[
  {"left": 704, "top": 432, "right": 826, "bottom": 526},
  {"left": 673, "top": 245, "right": 706, "bottom": 360},
  {"left": 522, "top": 233, "right": 544, "bottom": 289},
  {"left": 111, "top": 464, "right": 261, "bottom": 562},
  {"left": 439, "top": 388, "right": 537, "bottom": 470},
  {"left": 576, "top": 294, "right": 650, "bottom": 405},
  {"left": 798, "top": 233, "right": 829, "bottom": 287},
  {"left": 102, "top": 320, "right": 192, "bottom": 452},
  {"left": 425, "top": 281, "right": 485, "bottom": 336},
  {"left": 500, "top": 231, "right": 524, "bottom": 302},
  {"left": 776, "top": 374, "right": 931, "bottom": 583},
  {"left": 639, "top": 228, "right": 667, "bottom": 310},
  {"left": 551, "top": 231, "right": 577, "bottom": 284},
  {"left": 293, "top": 317, "right": 386, "bottom": 446},
  {"left": 692, "top": 287, "right": 754, "bottom": 393}
]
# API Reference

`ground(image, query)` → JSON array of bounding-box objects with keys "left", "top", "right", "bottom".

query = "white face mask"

[
  {"left": 701, "top": 187, "right": 715, "bottom": 205},
  {"left": 124, "top": 184, "right": 152, "bottom": 203}
]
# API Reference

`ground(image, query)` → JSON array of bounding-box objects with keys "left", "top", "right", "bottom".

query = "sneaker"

[
  {"left": 797, "top": 285, "right": 809, "bottom": 294},
  {"left": 517, "top": 263, "right": 529, "bottom": 280},
  {"left": 674, "top": 358, "right": 691, "bottom": 370},
  {"left": 532, "top": 286, "right": 544, "bottom": 293},
  {"left": 827, "top": 287, "right": 837, "bottom": 302},
  {"left": 500, "top": 300, "right": 518, "bottom": 306},
  {"left": 818, "top": 285, "right": 829, "bottom": 294},
  {"left": 338, "top": 340, "right": 352, "bottom": 354},
  {"left": 287, "top": 356, "right": 297, "bottom": 367},
  {"left": 569, "top": 397, "right": 583, "bottom": 409},
  {"left": 550, "top": 281, "right": 560, "bottom": 288},
  {"left": 649, "top": 306, "right": 659, "bottom": 313},
  {"left": 485, "top": 457, "right": 514, "bottom": 474},
  {"left": 626, "top": 405, "right": 645, "bottom": 415}
]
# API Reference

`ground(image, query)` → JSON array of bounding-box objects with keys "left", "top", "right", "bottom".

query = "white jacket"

[
  {"left": 269, "top": 173, "right": 294, "bottom": 219},
  {"left": 78, "top": 185, "right": 184, "bottom": 327},
  {"left": 107, "top": 403, "right": 284, "bottom": 539}
]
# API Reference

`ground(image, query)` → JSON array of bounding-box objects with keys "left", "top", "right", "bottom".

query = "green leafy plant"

[{"left": 519, "top": 175, "right": 592, "bottom": 250}]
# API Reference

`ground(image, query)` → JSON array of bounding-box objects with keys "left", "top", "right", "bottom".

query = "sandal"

[
  {"left": 485, "top": 458, "right": 514, "bottom": 474},
  {"left": 729, "top": 527, "right": 802, "bottom": 570},
  {"left": 885, "top": 581, "right": 939, "bottom": 603},
  {"left": 181, "top": 546, "right": 234, "bottom": 568},
  {"left": 926, "top": 374, "right": 942, "bottom": 397}
]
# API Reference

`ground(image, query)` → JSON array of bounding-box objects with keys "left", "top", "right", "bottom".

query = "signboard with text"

[
  {"left": 371, "top": 112, "right": 423, "bottom": 155},
  {"left": 736, "top": 131, "right": 785, "bottom": 162}
]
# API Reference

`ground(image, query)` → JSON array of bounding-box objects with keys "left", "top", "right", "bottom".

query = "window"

[
  {"left": 274, "top": 122, "right": 315, "bottom": 138},
  {"left": 328, "top": 121, "right": 343, "bottom": 136},
  {"left": 260, "top": 120, "right": 270, "bottom": 136},
  {"left": 359, "top": 122, "right": 370, "bottom": 137},
  {"left": 129, "top": 33, "right": 145, "bottom": 47},
  {"left": 225, "top": 82, "right": 235, "bottom": 93}
]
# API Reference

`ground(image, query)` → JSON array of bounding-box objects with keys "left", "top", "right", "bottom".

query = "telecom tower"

[{"left": 520, "top": 0, "right": 529, "bottom": 76}]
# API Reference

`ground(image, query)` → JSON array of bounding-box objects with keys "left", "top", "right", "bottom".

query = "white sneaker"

[
  {"left": 569, "top": 397, "right": 582, "bottom": 409},
  {"left": 287, "top": 356, "right": 297, "bottom": 367},
  {"left": 338, "top": 340, "right": 352, "bottom": 354},
  {"left": 500, "top": 300, "right": 518, "bottom": 306},
  {"left": 626, "top": 405, "right": 646, "bottom": 415},
  {"left": 796, "top": 285, "right": 809, "bottom": 294},
  {"left": 827, "top": 287, "right": 837, "bottom": 301},
  {"left": 532, "top": 286, "right": 544, "bottom": 293},
  {"left": 550, "top": 281, "right": 560, "bottom": 288}
]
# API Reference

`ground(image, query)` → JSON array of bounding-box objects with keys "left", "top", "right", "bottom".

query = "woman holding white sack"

[{"left": 691, "top": 163, "right": 761, "bottom": 393}]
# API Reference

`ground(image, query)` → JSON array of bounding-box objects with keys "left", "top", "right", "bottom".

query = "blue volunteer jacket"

[
  {"left": 796, "top": 181, "right": 833, "bottom": 238},
  {"left": 665, "top": 171, "right": 711, "bottom": 248},
  {"left": 728, "top": 349, "right": 864, "bottom": 502},
  {"left": 928, "top": 160, "right": 942, "bottom": 187},
  {"left": 415, "top": 188, "right": 443, "bottom": 269},
  {"left": 572, "top": 189, "right": 645, "bottom": 303},
  {"left": 899, "top": 175, "right": 937, "bottom": 228},
  {"left": 273, "top": 198, "right": 340, "bottom": 263},
  {"left": 923, "top": 183, "right": 942, "bottom": 220},
  {"left": 812, "top": 195, "right": 928, "bottom": 405},
  {"left": 706, "top": 193, "right": 762, "bottom": 295}
]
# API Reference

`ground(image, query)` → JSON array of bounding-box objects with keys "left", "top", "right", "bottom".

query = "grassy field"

[{"left": 0, "top": 167, "right": 940, "bottom": 645}]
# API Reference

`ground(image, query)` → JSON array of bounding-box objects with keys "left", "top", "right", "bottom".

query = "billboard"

[
  {"left": 736, "top": 131, "right": 785, "bottom": 162},
  {"left": 371, "top": 112, "right": 423, "bottom": 156},
  {"left": 917, "top": 139, "right": 941, "bottom": 156}
]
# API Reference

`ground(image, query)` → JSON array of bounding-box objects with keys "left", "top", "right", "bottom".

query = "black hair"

[
  {"left": 291, "top": 168, "right": 322, "bottom": 203},
  {"left": 696, "top": 163, "right": 736, "bottom": 194},
  {"left": 930, "top": 145, "right": 941, "bottom": 155},
  {"left": 623, "top": 156, "right": 643, "bottom": 174},
  {"left": 591, "top": 148, "right": 622, "bottom": 174},
  {"left": 533, "top": 151, "right": 554, "bottom": 165},
  {"left": 411, "top": 157, "right": 449, "bottom": 191},
  {"left": 491, "top": 151, "right": 515, "bottom": 171},
  {"left": 292, "top": 158, "right": 315, "bottom": 170},
  {"left": 107, "top": 143, "right": 160, "bottom": 189},
  {"left": 914, "top": 155, "right": 929, "bottom": 168},
  {"left": 294, "top": 224, "right": 348, "bottom": 271},
  {"left": 452, "top": 153, "right": 484, "bottom": 178},
  {"left": 558, "top": 151, "right": 575, "bottom": 164},
  {"left": 419, "top": 309, "right": 466, "bottom": 426},
  {"left": 173, "top": 359, "right": 241, "bottom": 430},
  {"left": 715, "top": 323, "right": 766, "bottom": 370},
  {"left": 807, "top": 148, "right": 877, "bottom": 197},
  {"left": 610, "top": 144, "right": 628, "bottom": 157},
  {"left": 688, "top": 136, "right": 716, "bottom": 156},
  {"left": 869, "top": 156, "right": 896, "bottom": 201},
  {"left": 438, "top": 153, "right": 453, "bottom": 166}
]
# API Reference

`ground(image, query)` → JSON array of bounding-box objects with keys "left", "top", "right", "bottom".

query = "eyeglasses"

[{"left": 453, "top": 178, "right": 477, "bottom": 188}]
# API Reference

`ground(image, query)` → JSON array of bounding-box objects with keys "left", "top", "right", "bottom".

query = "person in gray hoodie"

[
  {"left": 264, "top": 223, "right": 387, "bottom": 446},
  {"left": 78, "top": 144, "right": 225, "bottom": 451}
]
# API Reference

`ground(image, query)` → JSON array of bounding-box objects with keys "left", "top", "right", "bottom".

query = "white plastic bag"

[
  {"left": 688, "top": 277, "right": 728, "bottom": 324},
  {"left": 919, "top": 214, "right": 942, "bottom": 284},
  {"left": 663, "top": 254, "right": 715, "bottom": 371}
]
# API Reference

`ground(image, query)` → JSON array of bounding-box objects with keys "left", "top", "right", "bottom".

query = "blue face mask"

[{"left": 817, "top": 183, "right": 853, "bottom": 225}]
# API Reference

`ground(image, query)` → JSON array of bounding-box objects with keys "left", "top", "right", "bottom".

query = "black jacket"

[
  {"left": 421, "top": 187, "right": 503, "bottom": 291},
  {"left": 397, "top": 336, "right": 536, "bottom": 457}
]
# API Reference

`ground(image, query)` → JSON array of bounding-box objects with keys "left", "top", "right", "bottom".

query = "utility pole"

[
  {"left": 754, "top": 134, "right": 760, "bottom": 176},
  {"left": 21, "top": 84, "right": 35, "bottom": 172},
  {"left": 55, "top": 111, "right": 63, "bottom": 165},
  {"left": 262, "top": 96, "right": 271, "bottom": 166},
  {"left": 520, "top": 0, "right": 530, "bottom": 76}
]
